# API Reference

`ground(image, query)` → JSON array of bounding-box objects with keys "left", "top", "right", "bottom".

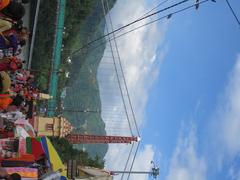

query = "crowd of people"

[
  {"left": 0, "top": 0, "right": 38, "bottom": 111},
  {"left": 0, "top": 1, "right": 51, "bottom": 179}
]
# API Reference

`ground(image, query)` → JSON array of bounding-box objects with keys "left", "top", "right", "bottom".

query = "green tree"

[{"left": 49, "top": 137, "right": 105, "bottom": 169}]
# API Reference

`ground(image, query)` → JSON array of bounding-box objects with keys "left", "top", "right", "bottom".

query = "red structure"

[{"left": 65, "top": 134, "right": 139, "bottom": 144}]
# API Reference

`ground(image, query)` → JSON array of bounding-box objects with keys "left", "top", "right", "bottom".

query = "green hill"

[
  {"left": 62, "top": 0, "right": 117, "bottom": 159},
  {"left": 31, "top": 0, "right": 117, "bottom": 159}
]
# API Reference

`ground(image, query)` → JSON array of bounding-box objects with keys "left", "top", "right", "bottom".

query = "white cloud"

[
  {"left": 130, "top": 145, "right": 155, "bottom": 180},
  {"left": 104, "top": 144, "right": 154, "bottom": 180},
  {"left": 98, "top": 0, "right": 168, "bottom": 129},
  {"left": 206, "top": 54, "right": 240, "bottom": 172},
  {"left": 163, "top": 55, "right": 240, "bottom": 180},
  {"left": 97, "top": 0, "right": 169, "bottom": 179},
  {"left": 228, "top": 164, "right": 240, "bottom": 180},
  {"left": 166, "top": 127, "right": 207, "bottom": 180},
  {"left": 219, "top": 54, "right": 240, "bottom": 156}
]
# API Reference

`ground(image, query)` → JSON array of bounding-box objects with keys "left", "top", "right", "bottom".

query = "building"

[
  {"left": 75, "top": 166, "right": 113, "bottom": 180},
  {"left": 33, "top": 116, "right": 73, "bottom": 137},
  {"left": 38, "top": 93, "right": 53, "bottom": 100}
]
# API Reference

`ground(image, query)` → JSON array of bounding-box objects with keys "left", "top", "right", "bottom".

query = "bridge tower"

[{"left": 65, "top": 134, "right": 139, "bottom": 144}]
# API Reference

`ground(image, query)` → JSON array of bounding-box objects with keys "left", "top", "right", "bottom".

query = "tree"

[{"left": 49, "top": 137, "right": 105, "bottom": 169}]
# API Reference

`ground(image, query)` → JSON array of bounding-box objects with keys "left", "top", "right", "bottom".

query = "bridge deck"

[{"left": 48, "top": 0, "right": 66, "bottom": 117}]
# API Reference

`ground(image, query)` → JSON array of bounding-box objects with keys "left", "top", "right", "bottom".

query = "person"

[
  {"left": 0, "top": 169, "right": 21, "bottom": 180},
  {"left": 0, "top": 0, "right": 10, "bottom": 11},
  {"left": 0, "top": 71, "right": 11, "bottom": 93},
  {"left": 2, "top": 21, "right": 24, "bottom": 36},
  {"left": 21, "top": 0, "right": 29, "bottom": 3},
  {"left": 0, "top": 57, "right": 24, "bottom": 72},
  {"left": 0, "top": 93, "right": 12, "bottom": 111},
  {"left": 11, "top": 93, "right": 24, "bottom": 106},
  {"left": 0, "top": 18, "right": 12, "bottom": 33},
  {"left": 9, "top": 173, "right": 21, "bottom": 180},
  {"left": 0, "top": 31, "right": 27, "bottom": 58},
  {"left": 12, "top": 0, "right": 29, "bottom": 4},
  {"left": 0, "top": 167, "right": 8, "bottom": 179},
  {"left": 0, "top": 33, "right": 18, "bottom": 58},
  {"left": 21, "top": 0, "right": 28, "bottom": 3},
  {"left": 40, "top": 169, "right": 62, "bottom": 180},
  {"left": 1, "top": 1, "right": 25, "bottom": 21},
  {"left": 0, "top": 108, "right": 26, "bottom": 121},
  {"left": 17, "top": 27, "right": 29, "bottom": 41},
  {"left": 10, "top": 19, "right": 22, "bottom": 32}
]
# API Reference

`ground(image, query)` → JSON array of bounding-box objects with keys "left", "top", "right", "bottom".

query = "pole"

[
  {"left": 28, "top": 0, "right": 41, "bottom": 69},
  {"left": 111, "top": 165, "right": 159, "bottom": 178},
  {"left": 111, "top": 171, "right": 153, "bottom": 174}
]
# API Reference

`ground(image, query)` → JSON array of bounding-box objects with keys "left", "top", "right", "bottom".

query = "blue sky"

[
  {"left": 99, "top": 0, "right": 240, "bottom": 179},
  {"left": 141, "top": 0, "right": 240, "bottom": 179}
]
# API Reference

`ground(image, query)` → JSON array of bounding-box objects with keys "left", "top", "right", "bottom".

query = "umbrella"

[{"left": 40, "top": 137, "right": 67, "bottom": 178}]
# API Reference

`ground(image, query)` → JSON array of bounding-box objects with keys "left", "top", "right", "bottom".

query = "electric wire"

[
  {"left": 111, "top": 0, "right": 170, "bottom": 37},
  {"left": 225, "top": 0, "right": 240, "bottom": 27},
  {"left": 72, "top": 0, "right": 192, "bottom": 54},
  {"left": 80, "top": 0, "right": 210, "bottom": 56},
  {"left": 139, "top": 0, "right": 170, "bottom": 19}
]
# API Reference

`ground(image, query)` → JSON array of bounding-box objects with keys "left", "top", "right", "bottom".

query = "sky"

[{"left": 98, "top": 0, "right": 240, "bottom": 179}]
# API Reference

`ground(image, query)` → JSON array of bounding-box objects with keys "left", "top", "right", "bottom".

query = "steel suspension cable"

[
  {"left": 127, "top": 142, "right": 140, "bottom": 180},
  {"left": 101, "top": 0, "right": 134, "bottom": 136},
  {"left": 105, "top": 0, "right": 140, "bottom": 137},
  {"left": 120, "top": 143, "right": 135, "bottom": 180}
]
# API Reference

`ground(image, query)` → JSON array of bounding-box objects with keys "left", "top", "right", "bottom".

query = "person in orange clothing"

[
  {"left": 0, "top": 93, "right": 12, "bottom": 110},
  {"left": 0, "top": 0, "right": 10, "bottom": 11}
]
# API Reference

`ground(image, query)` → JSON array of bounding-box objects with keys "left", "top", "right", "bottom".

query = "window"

[{"left": 46, "top": 124, "right": 53, "bottom": 131}]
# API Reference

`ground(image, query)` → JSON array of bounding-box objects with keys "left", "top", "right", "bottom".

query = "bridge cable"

[
  {"left": 105, "top": 0, "right": 140, "bottom": 137},
  {"left": 101, "top": 0, "right": 134, "bottom": 136},
  {"left": 72, "top": 0, "right": 193, "bottom": 54},
  {"left": 78, "top": 0, "right": 211, "bottom": 57}
]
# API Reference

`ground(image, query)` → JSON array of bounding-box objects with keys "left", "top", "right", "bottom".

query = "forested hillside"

[{"left": 31, "top": 0, "right": 117, "bottom": 159}]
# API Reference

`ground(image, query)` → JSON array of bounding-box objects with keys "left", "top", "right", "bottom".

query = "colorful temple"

[{"left": 33, "top": 116, "right": 73, "bottom": 138}]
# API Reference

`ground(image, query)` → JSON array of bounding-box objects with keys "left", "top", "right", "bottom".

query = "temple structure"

[{"left": 33, "top": 116, "right": 73, "bottom": 137}]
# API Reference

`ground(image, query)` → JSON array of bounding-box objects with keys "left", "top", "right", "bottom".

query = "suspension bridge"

[{"left": 28, "top": 0, "right": 220, "bottom": 179}]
